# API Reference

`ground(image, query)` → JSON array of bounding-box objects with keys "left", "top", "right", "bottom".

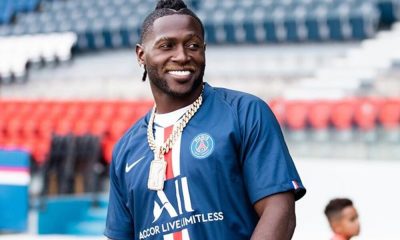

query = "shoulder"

[
  {"left": 211, "top": 85, "right": 264, "bottom": 106},
  {"left": 211, "top": 85, "right": 274, "bottom": 119},
  {"left": 207, "top": 85, "right": 271, "bottom": 115}
]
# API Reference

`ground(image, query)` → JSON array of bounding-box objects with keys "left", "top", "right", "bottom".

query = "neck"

[{"left": 152, "top": 84, "right": 203, "bottom": 114}]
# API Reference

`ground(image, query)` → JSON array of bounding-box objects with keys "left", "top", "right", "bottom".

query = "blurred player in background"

[
  {"left": 104, "top": 0, "right": 306, "bottom": 239},
  {"left": 324, "top": 198, "right": 361, "bottom": 240}
]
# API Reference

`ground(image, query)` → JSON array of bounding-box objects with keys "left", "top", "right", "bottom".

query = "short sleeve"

[
  {"left": 104, "top": 144, "right": 135, "bottom": 240},
  {"left": 239, "top": 98, "right": 306, "bottom": 204}
]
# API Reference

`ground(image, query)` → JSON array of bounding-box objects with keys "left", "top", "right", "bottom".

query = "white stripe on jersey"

[
  {"left": 182, "top": 228, "right": 190, "bottom": 240},
  {"left": 163, "top": 232, "right": 174, "bottom": 240}
]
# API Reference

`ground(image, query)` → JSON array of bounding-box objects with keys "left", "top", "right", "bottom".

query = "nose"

[{"left": 172, "top": 45, "right": 190, "bottom": 63}]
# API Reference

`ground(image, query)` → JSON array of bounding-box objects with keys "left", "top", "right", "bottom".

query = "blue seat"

[
  {"left": 204, "top": 21, "right": 217, "bottom": 44},
  {"left": 0, "top": 0, "right": 14, "bottom": 24},
  {"left": 284, "top": 17, "right": 300, "bottom": 42},
  {"left": 305, "top": 16, "right": 321, "bottom": 41},
  {"left": 120, "top": 15, "right": 140, "bottom": 47},
  {"left": 263, "top": 17, "right": 279, "bottom": 43},
  {"left": 243, "top": 19, "right": 259, "bottom": 43},
  {"left": 269, "top": 7, "right": 287, "bottom": 42},
  {"left": 245, "top": 8, "right": 267, "bottom": 43},
  {"left": 349, "top": 4, "right": 379, "bottom": 40},
  {"left": 217, "top": 22, "right": 231, "bottom": 44},
  {"left": 209, "top": 10, "right": 228, "bottom": 44},
  {"left": 326, "top": 6, "right": 346, "bottom": 41},
  {"left": 376, "top": 0, "right": 398, "bottom": 26}
]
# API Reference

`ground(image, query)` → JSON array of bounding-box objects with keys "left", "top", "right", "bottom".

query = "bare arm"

[{"left": 250, "top": 191, "right": 296, "bottom": 240}]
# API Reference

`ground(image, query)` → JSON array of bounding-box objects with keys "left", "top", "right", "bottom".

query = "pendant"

[{"left": 148, "top": 159, "right": 167, "bottom": 191}]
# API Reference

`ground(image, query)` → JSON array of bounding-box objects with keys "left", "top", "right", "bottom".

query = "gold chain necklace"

[{"left": 147, "top": 87, "right": 203, "bottom": 191}]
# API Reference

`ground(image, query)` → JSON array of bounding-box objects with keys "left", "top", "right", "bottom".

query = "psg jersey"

[{"left": 105, "top": 83, "right": 306, "bottom": 240}]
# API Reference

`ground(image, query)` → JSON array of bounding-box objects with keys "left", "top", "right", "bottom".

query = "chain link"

[{"left": 147, "top": 88, "right": 204, "bottom": 159}]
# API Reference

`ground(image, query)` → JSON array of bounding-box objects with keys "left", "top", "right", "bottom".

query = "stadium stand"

[
  {"left": 0, "top": 100, "right": 153, "bottom": 165},
  {"left": 0, "top": 32, "right": 77, "bottom": 84},
  {"left": 1, "top": 98, "right": 399, "bottom": 165},
  {"left": 0, "top": 0, "right": 393, "bottom": 45}
]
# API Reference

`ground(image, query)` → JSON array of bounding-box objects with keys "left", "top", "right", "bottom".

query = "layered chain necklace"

[{"left": 147, "top": 88, "right": 203, "bottom": 191}]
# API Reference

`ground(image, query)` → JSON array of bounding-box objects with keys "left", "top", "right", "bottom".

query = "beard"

[{"left": 146, "top": 64, "right": 205, "bottom": 98}]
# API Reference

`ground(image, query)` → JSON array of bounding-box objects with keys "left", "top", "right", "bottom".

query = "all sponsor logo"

[{"left": 139, "top": 177, "right": 224, "bottom": 239}]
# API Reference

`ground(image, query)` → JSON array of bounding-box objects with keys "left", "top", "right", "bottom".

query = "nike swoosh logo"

[{"left": 125, "top": 156, "right": 145, "bottom": 173}]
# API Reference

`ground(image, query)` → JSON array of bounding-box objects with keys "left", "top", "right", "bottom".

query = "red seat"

[
  {"left": 73, "top": 119, "right": 91, "bottom": 135},
  {"left": 81, "top": 102, "right": 100, "bottom": 121},
  {"left": 109, "top": 119, "right": 131, "bottom": 140},
  {"left": 64, "top": 101, "right": 82, "bottom": 121},
  {"left": 32, "top": 138, "right": 51, "bottom": 165},
  {"left": 268, "top": 99, "right": 286, "bottom": 125},
  {"left": 16, "top": 102, "right": 34, "bottom": 120},
  {"left": 308, "top": 101, "right": 332, "bottom": 130},
  {"left": 32, "top": 101, "right": 52, "bottom": 120},
  {"left": 102, "top": 139, "right": 117, "bottom": 164},
  {"left": 354, "top": 98, "right": 380, "bottom": 131},
  {"left": 99, "top": 102, "right": 116, "bottom": 123},
  {"left": 285, "top": 101, "right": 308, "bottom": 130},
  {"left": 37, "top": 119, "right": 54, "bottom": 139},
  {"left": 47, "top": 102, "right": 67, "bottom": 123},
  {"left": 6, "top": 117, "right": 24, "bottom": 138},
  {"left": 331, "top": 99, "right": 356, "bottom": 130},
  {"left": 117, "top": 101, "right": 136, "bottom": 122},
  {"left": 55, "top": 118, "right": 75, "bottom": 135},
  {"left": 91, "top": 119, "right": 109, "bottom": 137},
  {"left": 379, "top": 99, "right": 400, "bottom": 129},
  {"left": 133, "top": 101, "right": 153, "bottom": 120},
  {"left": 21, "top": 117, "right": 40, "bottom": 138}
]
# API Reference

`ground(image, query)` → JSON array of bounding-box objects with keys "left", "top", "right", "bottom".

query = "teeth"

[{"left": 169, "top": 70, "right": 191, "bottom": 76}]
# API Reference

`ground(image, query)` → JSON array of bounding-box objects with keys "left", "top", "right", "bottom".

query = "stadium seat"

[
  {"left": 268, "top": 99, "right": 286, "bottom": 126},
  {"left": 21, "top": 117, "right": 40, "bottom": 138},
  {"left": 133, "top": 101, "right": 153, "bottom": 120},
  {"left": 37, "top": 119, "right": 54, "bottom": 139},
  {"left": 308, "top": 100, "right": 332, "bottom": 130},
  {"left": 330, "top": 99, "right": 356, "bottom": 141},
  {"left": 6, "top": 117, "right": 25, "bottom": 138},
  {"left": 379, "top": 99, "right": 400, "bottom": 129},
  {"left": 90, "top": 119, "right": 109, "bottom": 137},
  {"left": 102, "top": 138, "right": 115, "bottom": 164},
  {"left": 73, "top": 119, "right": 92, "bottom": 136},
  {"left": 307, "top": 100, "right": 332, "bottom": 142},
  {"left": 55, "top": 118, "right": 75, "bottom": 136},
  {"left": 378, "top": 99, "right": 400, "bottom": 142},
  {"left": 109, "top": 119, "right": 131, "bottom": 141},
  {"left": 285, "top": 100, "right": 308, "bottom": 131},
  {"left": 354, "top": 98, "right": 380, "bottom": 131}
]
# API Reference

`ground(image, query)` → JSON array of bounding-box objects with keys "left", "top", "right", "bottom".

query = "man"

[{"left": 105, "top": 0, "right": 306, "bottom": 239}]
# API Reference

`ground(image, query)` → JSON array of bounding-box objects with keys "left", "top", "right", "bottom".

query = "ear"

[{"left": 136, "top": 44, "right": 145, "bottom": 66}]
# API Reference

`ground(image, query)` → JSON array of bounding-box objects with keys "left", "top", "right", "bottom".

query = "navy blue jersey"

[{"left": 105, "top": 83, "right": 306, "bottom": 240}]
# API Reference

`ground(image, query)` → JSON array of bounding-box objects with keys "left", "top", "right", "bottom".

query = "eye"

[
  {"left": 159, "top": 42, "right": 173, "bottom": 49},
  {"left": 187, "top": 42, "right": 201, "bottom": 50}
]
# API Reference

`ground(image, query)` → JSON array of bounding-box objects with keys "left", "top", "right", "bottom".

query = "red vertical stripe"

[
  {"left": 173, "top": 231, "right": 182, "bottom": 240},
  {"left": 164, "top": 125, "right": 174, "bottom": 180}
]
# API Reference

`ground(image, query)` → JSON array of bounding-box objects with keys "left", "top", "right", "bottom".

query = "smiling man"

[{"left": 104, "top": 0, "right": 306, "bottom": 240}]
